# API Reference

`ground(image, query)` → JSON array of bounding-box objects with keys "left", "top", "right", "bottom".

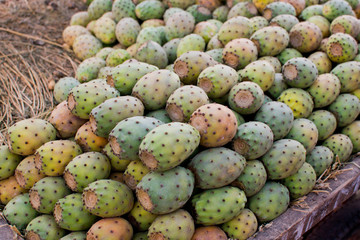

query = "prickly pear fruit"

[
  {"left": 72, "top": 34, "right": 103, "bottom": 60},
  {"left": 323, "top": 134, "right": 353, "bottom": 162},
  {"left": 76, "top": 57, "right": 106, "bottom": 83},
  {"left": 342, "top": 121, "right": 360, "bottom": 153},
  {"left": 282, "top": 57, "right": 318, "bottom": 88},
  {"left": 307, "top": 15, "right": 331, "bottom": 38},
  {"left": 165, "top": 11, "right": 195, "bottom": 40},
  {"left": 322, "top": 0, "right": 354, "bottom": 21},
  {"left": 75, "top": 121, "right": 108, "bottom": 152},
  {"left": 109, "top": 172, "right": 126, "bottom": 183},
  {"left": 277, "top": 88, "right": 314, "bottom": 118},
  {"left": 263, "top": 2, "right": 296, "bottom": 20},
  {"left": 62, "top": 25, "right": 91, "bottom": 47},
  {"left": 222, "top": 38, "right": 258, "bottom": 70},
  {"left": 83, "top": 179, "right": 134, "bottom": 217},
  {"left": 228, "top": 82, "right": 264, "bottom": 115},
  {"left": 191, "top": 226, "right": 227, "bottom": 240},
  {"left": 134, "top": 40, "right": 168, "bottom": 69},
  {"left": 60, "top": 232, "right": 87, "bottom": 240},
  {"left": 87, "top": 0, "right": 112, "bottom": 20},
  {"left": 330, "top": 15, "right": 360, "bottom": 38},
  {"left": 286, "top": 118, "right": 318, "bottom": 152},
  {"left": 87, "top": 218, "right": 133, "bottom": 240},
  {"left": 227, "top": 2, "right": 258, "bottom": 19},
  {"left": 213, "top": 5, "right": 229, "bottom": 22},
  {"left": 329, "top": 94, "right": 360, "bottom": 127},
  {"left": 249, "top": 16, "right": 269, "bottom": 32},
  {"left": 307, "top": 73, "right": 341, "bottom": 108},
  {"left": 7, "top": 119, "right": 56, "bottom": 156},
  {"left": 250, "top": 26, "right": 289, "bottom": 56},
  {"left": 306, "top": 146, "right": 334, "bottom": 177},
  {"left": 308, "top": 110, "right": 337, "bottom": 141},
  {"left": 53, "top": 77, "right": 80, "bottom": 103},
  {"left": 277, "top": 48, "right": 303, "bottom": 66},
  {"left": 177, "top": 34, "right": 205, "bottom": 57},
  {"left": 248, "top": 182, "right": 290, "bottom": 222},
  {"left": 146, "top": 109, "right": 172, "bottom": 123},
  {"left": 221, "top": 208, "right": 258, "bottom": 240},
  {"left": 25, "top": 215, "right": 66, "bottom": 240},
  {"left": 331, "top": 61, "right": 360, "bottom": 93},
  {"left": 128, "top": 201, "right": 158, "bottom": 231},
  {"left": 94, "top": 17, "right": 116, "bottom": 44},
  {"left": 15, "top": 155, "right": 45, "bottom": 189},
  {"left": 241, "top": 60, "right": 275, "bottom": 91},
  {"left": 0, "top": 146, "right": 22, "bottom": 181},
  {"left": 326, "top": 33, "right": 358, "bottom": 63},
  {"left": 115, "top": 17, "right": 141, "bottom": 47},
  {"left": 193, "top": 22, "right": 218, "bottom": 44},
  {"left": 270, "top": 14, "right": 299, "bottom": 32},
  {"left": 136, "top": 166, "right": 194, "bottom": 214},
  {"left": 106, "top": 49, "right": 131, "bottom": 67},
  {"left": 141, "top": 19, "right": 165, "bottom": 28},
  {"left": 112, "top": 0, "right": 136, "bottom": 22},
  {"left": 218, "top": 16, "right": 252, "bottom": 45},
  {"left": 70, "top": 11, "right": 90, "bottom": 26},
  {"left": 186, "top": 4, "right": 212, "bottom": 23},
  {"left": 267, "top": 73, "right": 288, "bottom": 99},
  {"left": 0, "top": 176, "right": 26, "bottom": 205},
  {"left": 123, "top": 160, "right": 150, "bottom": 190},
  {"left": 289, "top": 22, "right": 323, "bottom": 53}
]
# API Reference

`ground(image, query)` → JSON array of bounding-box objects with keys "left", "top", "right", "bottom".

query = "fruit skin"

[
  {"left": 54, "top": 193, "right": 97, "bottom": 231},
  {"left": 109, "top": 116, "right": 163, "bottom": 162},
  {"left": 307, "top": 73, "right": 341, "bottom": 108},
  {"left": 7, "top": 119, "right": 56, "bottom": 156},
  {"left": 128, "top": 201, "right": 158, "bottom": 231},
  {"left": 249, "top": 16, "right": 269, "bottom": 32},
  {"left": 146, "top": 109, "right": 172, "bottom": 123},
  {"left": 206, "top": 48, "right": 223, "bottom": 63},
  {"left": 300, "top": 5, "right": 323, "bottom": 20},
  {"left": 194, "top": 21, "right": 218, "bottom": 44},
  {"left": 286, "top": 118, "right": 319, "bottom": 153},
  {"left": 134, "top": 41, "right": 168, "bottom": 69},
  {"left": 307, "top": 15, "right": 331, "bottom": 38},
  {"left": 112, "top": 0, "right": 136, "bottom": 22},
  {"left": 60, "top": 232, "right": 87, "bottom": 240},
  {"left": 322, "top": 0, "right": 354, "bottom": 21},
  {"left": 136, "top": 167, "right": 194, "bottom": 215},
  {"left": 135, "top": 0, "right": 165, "bottom": 21},
  {"left": 250, "top": 26, "right": 289, "bottom": 56},
  {"left": 253, "top": 0, "right": 278, "bottom": 13},
  {"left": 70, "top": 11, "right": 90, "bottom": 26},
  {"left": 106, "top": 49, "right": 131, "bottom": 67},
  {"left": 115, "top": 17, "right": 141, "bottom": 47},
  {"left": 254, "top": 101, "right": 294, "bottom": 140},
  {"left": 259, "top": 56, "right": 282, "bottom": 74},
  {"left": 163, "top": 0, "right": 195, "bottom": 9},
  {"left": 227, "top": 2, "right": 258, "bottom": 19},
  {"left": 87, "top": 0, "right": 112, "bottom": 20},
  {"left": 189, "top": 103, "right": 238, "bottom": 148},
  {"left": 83, "top": 179, "right": 134, "bottom": 218},
  {"left": 191, "top": 186, "right": 247, "bottom": 225},
  {"left": 241, "top": 60, "right": 275, "bottom": 91},
  {"left": 218, "top": 16, "right": 253, "bottom": 45},
  {"left": 323, "top": 134, "right": 353, "bottom": 163},
  {"left": 0, "top": 146, "right": 22, "bottom": 181},
  {"left": 0, "top": 176, "right": 26, "bottom": 205},
  {"left": 148, "top": 209, "right": 195, "bottom": 240},
  {"left": 141, "top": 19, "right": 165, "bottom": 28},
  {"left": 289, "top": 22, "right": 323, "bottom": 53},
  {"left": 282, "top": 57, "right": 318, "bottom": 89},
  {"left": 263, "top": 2, "right": 296, "bottom": 21},
  {"left": 222, "top": 38, "right": 258, "bottom": 70},
  {"left": 191, "top": 226, "right": 227, "bottom": 240},
  {"left": 207, "top": 34, "right": 224, "bottom": 51},
  {"left": 248, "top": 182, "right": 290, "bottom": 223},
  {"left": 186, "top": 4, "right": 212, "bottom": 23},
  {"left": 132, "top": 69, "right": 180, "bottom": 111},
  {"left": 268, "top": 73, "right": 288, "bottom": 99},
  {"left": 94, "top": 17, "right": 116, "bottom": 44},
  {"left": 136, "top": 27, "right": 165, "bottom": 46},
  {"left": 62, "top": 25, "right": 91, "bottom": 47},
  {"left": 188, "top": 147, "right": 246, "bottom": 189},
  {"left": 108, "top": 60, "right": 158, "bottom": 95},
  {"left": 29, "top": 176, "right": 71, "bottom": 214},
  {"left": 163, "top": 38, "right": 181, "bottom": 64},
  {"left": 306, "top": 146, "right": 334, "bottom": 177},
  {"left": 270, "top": 14, "right": 299, "bottom": 32},
  {"left": 261, "top": 139, "right": 306, "bottom": 180},
  {"left": 72, "top": 34, "right": 103, "bottom": 61},
  {"left": 75, "top": 121, "right": 108, "bottom": 152},
  {"left": 232, "top": 121, "right": 274, "bottom": 160},
  {"left": 221, "top": 208, "right": 258, "bottom": 240},
  {"left": 342, "top": 121, "right": 360, "bottom": 153},
  {"left": 328, "top": 94, "right": 360, "bottom": 127},
  {"left": 197, "top": 64, "right": 238, "bottom": 99},
  {"left": 89, "top": 96, "right": 144, "bottom": 138},
  {"left": 278, "top": 88, "right": 314, "bottom": 119},
  {"left": 165, "top": 11, "right": 195, "bottom": 41},
  {"left": 25, "top": 215, "right": 66, "bottom": 240},
  {"left": 308, "top": 51, "right": 332, "bottom": 74},
  {"left": 54, "top": 77, "right": 80, "bottom": 103},
  {"left": 3, "top": 193, "right": 38, "bottom": 230},
  {"left": 34, "top": 140, "right": 82, "bottom": 177},
  {"left": 15, "top": 155, "right": 46, "bottom": 189},
  {"left": 331, "top": 61, "right": 360, "bottom": 93},
  {"left": 123, "top": 160, "right": 150, "bottom": 190},
  {"left": 282, "top": 162, "right": 317, "bottom": 199},
  {"left": 64, "top": 152, "right": 111, "bottom": 192},
  {"left": 330, "top": 15, "right": 360, "bottom": 38},
  {"left": 173, "top": 51, "right": 217, "bottom": 85},
  {"left": 326, "top": 33, "right": 358, "bottom": 63},
  {"left": 165, "top": 85, "right": 209, "bottom": 122},
  {"left": 308, "top": 110, "right": 337, "bottom": 141},
  {"left": 177, "top": 34, "right": 206, "bottom": 57},
  {"left": 139, "top": 122, "right": 200, "bottom": 172},
  {"left": 86, "top": 218, "right": 133, "bottom": 240}
]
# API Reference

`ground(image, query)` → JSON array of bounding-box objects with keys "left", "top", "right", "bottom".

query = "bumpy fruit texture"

[
  {"left": 197, "top": 64, "right": 238, "bottom": 99},
  {"left": 112, "top": 0, "right": 136, "bottom": 22},
  {"left": 106, "top": 49, "right": 131, "bottom": 67},
  {"left": 289, "top": 22, "right": 323, "bottom": 53},
  {"left": 326, "top": 33, "right": 358, "bottom": 63},
  {"left": 189, "top": 103, "right": 238, "bottom": 147},
  {"left": 299, "top": 4, "right": 323, "bottom": 20},
  {"left": 218, "top": 16, "right": 252, "bottom": 45},
  {"left": 146, "top": 109, "right": 172, "bottom": 123},
  {"left": 259, "top": 56, "right": 282, "bottom": 74},
  {"left": 270, "top": 14, "right": 299, "bottom": 32},
  {"left": 253, "top": 0, "right": 278, "bottom": 13},
  {"left": 7, "top": 119, "right": 56, "bottom": 156},
  {"left": 174, "top": 51, "right": 217, "bottom": 85},
  {"left": 248, "top": 182, "right": 290, "bottom": 222},
  {"left": 331, "top": 61, "right": 360, "bottom": 93},
  {"left": 282, "top": 162, "right": 316, "bottom": 199},
  {"left": 250, "top": 26, "right": 289, "bottom": 56},
  {"left": 166, "top": 85, "right": 209, "bottom": 122},
  {"left": 94, "top": 17, "right": 116, "bottom": 44},
  {"left": 115, "top": 17, "right": 141, "bottom": 47},
  {"left": 186, "top": 4, "right": 212, "bottom": 23},
  {"left": 241, "top": 60, "right": 275, "bottom": 91},
  {"left": 277, "top": 48, "right": 303, "bottom": 65},
  {"left": 54, "top": 77, "right": 80, "bottom": 103},
  {"left": 163, "top": 38, "right": 181, "bottom": 64},
  {"left": 108, "top": 61, "right": 158, "bottom": 95},
  {"left": 342, "top": 121, "right": 360, "bottom": 153},
  {"left": 329, "top": 94, "right": 360, "bottom": 127},
  {"left": 282, "top": 57, "right": 318, "bottom": 88},
  {"left": 0, "top": 146, "right": 22, "bottom": 181},
  {"left": 227, "top": 2, "right": 258, "bottom": 19},
  {"left": 136, "top": 167, "right": 194, "bottom": 215},
  {"left": 281, "top": 0, "right": 306, "bottom": 15},
  {"left": 228, "top": 82, "right": 265, "bottom": 115},
  {"left": 192, "top": 226, "right": 227, "bottom": 240},
  {"left": 83, "top": 179, "right": 134, "bottom": 217},
  {"left": 29, "top": 177, "right": 71, "bottom": 214},
  {"left": 87, "top": 0, "right": 112, "bottom": 20},
  {"left": 286, "top": 118, "right": 318, "bottom": 153},
  {"left": 135, "top": 0, "right": 165, "bottom": 21},
  {"left": 222, "top": 38, "right": 258, "bottom": 70},
  {"left": 132, "top": 69, "right": 180, "bottom": 111},
  {"left": 54, "top": 193, "right": 97, "bottom": 231},
  {"left": 268, "top": 73, "right": 288, "bottom": 99},
  {"left": 60, "top": 232, "right": 87, "bottom": 240},
  {"left": 191, "top": 186, "right": 247, "bottom": 225},
  {"left": 136, "top": 27, "right": 164, "bottom": 46},
  {"left": 128, "top": 201, "right": 158, "bottom": 231},
  {"left": 87, "top": 218, "right": 133, "bottom": 240},
  {"left": 188, "top": 147, "right": 246, "bottom": 189},
  {"left": 206, "top": 48, "right": 223, "bottom": 63},
  {"left": 163, "top": 0, "right": 195, "bottom": 9},
  {"left": 0, "top": 176, "right": 26, "bottom": 205},
  {"left": 75, "top": 121, "right": 108, "bottom": 152},
  {"left": 62, "top": 25, "right": 91, "bottom": 47},
  {"left": 177, "top": 34, "right": 205, "bottom": 57},
  {"left": 233, "top": 121, "right": 274, "bottom": 160},
  {"left": 323, "top": 134, "right": 353, "bottom": 163},
  {"left": 109, "top": 172, "right": 126, "bottom": 183},
  {"left": 322, "top": 0, "right": 354, "bottom": 21},
  {"left": 64, "top": 152, "right": 110, "bottom": 192},
  {"left": 278, "top": 88, "right": 314, "bottom": 118},
  {"left": 3, "top": 193, "right": 38, "bottom": 230},
  {"left": 97, "top": 66, "right": 113, "bottom": 79},
  {"left": 308, "top": 110, "right": 337, "bottom": 141},
  {"left": 262, "top": 139, "right": 306, "bottom": 180},
  {"left": 207, "top": 34, "right": 224, "bottom": 50},
  {"left": 165, "top": 11, "right": 195, "bottom": 41},
  {"left": 255, "top": 101, "right": 294, "bottom": 140},
  {"left": 306, "top": 146, "right": 334, "bottom": 177},
  {"left": 221, "top": 208, "right": 258, "bottom": 240},
  {"left": 15, "top": 155, "right": 45, "bottom": 189},
  {"left": 308, "top": 51, "right": 332, "bottom": 74},
  {"left": 123, "top": 160, "right": 150, "bottom": 190},
  {"left": 263, "top": 2, "right": 296, "bottom": 20},
  {"left": 213, "top": 6, "right": 229, "bottom": 22},
  {"left": 72, "top": 34, "right": 103, "bottom": 61},
  {"left": 70, "top": 11, "right": 90, "bottom": 26},
  {"left": 109, "top": 116, "right": 163, "bottom": 161},
  {"left": 141, "top": 19, "right": 165, "bottom": 28},
  {"left": 35, "top": 140, "right": 82, "bottom": 177},
  {"left": 249, "top": 16, "right": 269, "bottom": 32},
  {"left": 307, "top": 15, "right": 331, "bottom": 38},
  {"left": 307, "top": 74, "right": 341, "bottom": 108},
  {"left": 193, "top": 22, "right": 218, "bottom": 44},
  {"left": 25, "top": 215, "right": 66, "bottom": 240},
  {"left": 148, "top": 209, "right": 195, "bottom": 240},
  {"left": 330, "top": 15, "right": 360, "bottom": 38},
  {"left": 134, "top": 41, "right": 168, "bottom": 69}
]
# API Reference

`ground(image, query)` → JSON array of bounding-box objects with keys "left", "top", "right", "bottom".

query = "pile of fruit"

[{"left": 1, "top": 0, "right": 360, "bottom": 239}]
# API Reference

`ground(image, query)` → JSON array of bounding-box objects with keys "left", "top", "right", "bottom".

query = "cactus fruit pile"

[{"left": 1, "top": 0, "right": 360, "bottom": 239}]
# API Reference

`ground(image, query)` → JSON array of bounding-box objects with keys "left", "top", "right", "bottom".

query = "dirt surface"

[{"left": 0, "top": 0, "right": 86, "bottom": 143}]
